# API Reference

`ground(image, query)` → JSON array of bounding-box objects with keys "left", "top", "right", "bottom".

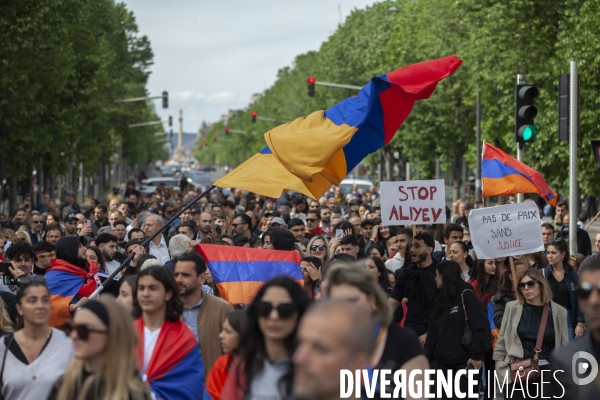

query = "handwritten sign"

[
  {"left": 468, "top": 202, "right": 544, "bottom": 259},
  {"left": 380, "top": 179, "right": 446, "bottom": 226}
]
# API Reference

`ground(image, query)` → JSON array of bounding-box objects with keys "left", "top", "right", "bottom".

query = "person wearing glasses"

[
  {"left": 27, "top": 213, "right": 45, "bottom": 245},
  {"left": 133, "top": 266, "right": 204, "bottom": 399},
  {"left": 221, "top": 277, "right": 310, "bottom": 400},
  {"left": 0, "top": 276, "right": 72, "bottom": 400},
  {"left": 48, "top": 297, "right": 150, "bottom": 400},
  {"left": 32, "top": 241, "right": 55, "bottom": 276},
  {"left": 304, "top": 210, "right": 325, "bottom": 239},
  {"left": 307, "top": 235, "right": 331, "bottom": 266},
  {"left": 493, "top": 269, "right": 568, "bottom": 398},
  {"left": 551, "top": 253, "right": 600, "bottom": 397},
  {"left": 543, "top": 239, "right": 585, "bottom": 341},
  {"left": 323, "top": 263, "right": 428, "bottom": 398}
]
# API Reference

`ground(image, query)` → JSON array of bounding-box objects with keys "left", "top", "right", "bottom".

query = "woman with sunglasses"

[
  {"left": 221, "top": 277, "right": 309, "bottom": 400},
  {"left": 48, "top": 297, "right": 150, "bottom": 400},
  {"left": 133, "top": 266, "right": 205, "bottom": 400},
  {"left": 425, "top": 260, "right": 491, "bottom": 398},
  {"left": 543, "top": 239, "right": 585, "bottom": 341},
  {"left": 492, "top": 260, "right": 529, "bottom": 330},
  {"left": 206, "top": 310, "right": 247, "bottom": 400},
  {"left": 324, "top": 263, "right": 428, "bottom": 398},
  {"left": 493, "top": 269, "right": 568, "bottom": 398},
  {"left": 307, "top": 235, "right": 330, "bottom": 266},
  {"left": 0, "top": 277, "right": 72, "bottom": 400}
]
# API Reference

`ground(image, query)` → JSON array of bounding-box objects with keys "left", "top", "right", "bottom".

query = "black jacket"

[
  {"left": 424, "top": 289, "right": 492, "bottom": 364},
  {"left": 491, "top": 288, "right": 514, "bottom": 331}
]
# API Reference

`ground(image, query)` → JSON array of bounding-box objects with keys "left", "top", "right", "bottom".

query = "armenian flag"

[
  {"left": 214, "top": 55, "right": 462, "bottom": 199},
  {"left": 135, "top": 319, "right": 204, "bottom": 400},
  {"left": 195, "top": 244, "right": 303, "bottom": 304},
  {"left": 46, "top": 259, "right": 100, "bottom": 327},
  {"left": 481, "top": 141, "right": 557, "bottom": 206}
]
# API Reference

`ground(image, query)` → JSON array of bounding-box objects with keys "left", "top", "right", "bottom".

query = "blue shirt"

[{"left": 182, "top": 298, "right": 203, "bottom": 350}]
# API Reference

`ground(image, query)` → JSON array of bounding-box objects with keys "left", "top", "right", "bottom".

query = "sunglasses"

[
  {"left": 31, "top": 220, "right": 43, "bottom": 224},
  {"left": 518, "top": 280, "right": 538, "bottom": 290},
  {"left": 575, "top": 282, "right": 600, "bottom": 299},
  {"left": 257, "top": 301, "right": 298, "bottom": 319},
  {"left": 305, "top": 218, "right": 319, "bottom": 222},
  {"left": 310, "top": 245, "right": 326, "bottom": 251},
  {"left": 63, "top": 322, "right": 108, "bottom": 340}
]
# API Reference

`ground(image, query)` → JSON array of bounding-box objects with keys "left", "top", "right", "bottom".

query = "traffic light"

[
  {"left": 225, "top": 126, "right": 229, "bottom": 135},
  {"left": 213, "top": 135, "right": 217, "bottom": 141},
  {"left": 168, "top": 116, "right": 172, "bottom": 126},
  {"left": 204, "top": 140, "right": 209, "bottom": 146},
  {"left": 558, "top": 74, "right": 569, "bottom": 141},
  {"left": 251, "top": 111, "right": 257, "bottom": 123},
  {"left": 308, "top": 76, "right": 315, "bottom": 97},
  {"left": 515, "top": 84, "right": 539, "bottom": 144},
  {"left": 162, "top": 91, "right": 168, "bottom": 109}
]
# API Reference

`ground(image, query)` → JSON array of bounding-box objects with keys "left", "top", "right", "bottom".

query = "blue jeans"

[{"left": 564, "top": 305, "right": 574, "bottom": 342}]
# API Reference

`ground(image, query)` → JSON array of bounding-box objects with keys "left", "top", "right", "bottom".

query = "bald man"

[
  {"left": 197, "top": 212, "right": 214, "bottom": 242},
  {"left": 293, "top": 301, "right": 374, "bottom": 400}
]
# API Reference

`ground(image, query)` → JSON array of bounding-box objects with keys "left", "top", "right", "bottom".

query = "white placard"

[
  {"left": 380, "top": 179, "right": 446, "bottom": 226},
  {"left": 468, "top": 202, "right": 544, "bottom": 260}
]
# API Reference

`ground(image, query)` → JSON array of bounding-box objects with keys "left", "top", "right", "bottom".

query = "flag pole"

[{"left": 89, "top": 185, "right": 216, "bottom": 298}]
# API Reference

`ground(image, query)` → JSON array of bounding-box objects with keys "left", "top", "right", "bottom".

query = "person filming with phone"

[{"left": 1, "top": 242, "right": 36, "bottom": 294}]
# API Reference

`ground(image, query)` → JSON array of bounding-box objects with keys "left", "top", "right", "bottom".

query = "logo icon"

[{"left": 572, "top": 351, "right": 599, "bottom": 385}]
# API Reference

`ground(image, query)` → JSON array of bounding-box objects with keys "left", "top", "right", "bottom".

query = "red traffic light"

[
  {"left": 251, "top": 110, "right": 257, "bottom": 123},
  {"left": 251, "top": 111, "right": 257, "bottom": 117},
  {"left": 307, "top": 76, "right": 315, "bottom": 85},
  {"left": 225, "top": 126, "right": 229, "bottom": 133},
  {"left": 204, "top": 140, "right": 209, "bottom": 145},
  {"left": 213, "top": 135, "right": 217, "bottom": 141}
]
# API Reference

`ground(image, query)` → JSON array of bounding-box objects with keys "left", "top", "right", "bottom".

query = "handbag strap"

[
  {"left": 0, "top": 334, "right": 14, "bottom": 396},
  {"left": 533, "top": 303, "right": 550, "bottom": 360},
  {"left": 461, "top": 289, "right": 471, "bottom": 321}
]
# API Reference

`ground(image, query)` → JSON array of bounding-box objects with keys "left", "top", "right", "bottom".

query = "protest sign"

[
  {"left": 380, "top": 179, "right": 446, "bottom": 226},
  {"left": 468, "top": 202, "right": 544, "bottom": 260}
]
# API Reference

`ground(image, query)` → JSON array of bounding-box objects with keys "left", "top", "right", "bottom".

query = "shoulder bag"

[
  {"left": 509, "top": 302, "right": 550, "bottom": 384},
  {"left": 0, "top": 334, "right": 14, "bottom": 400},
  {"left": 460, "top": 289, "right": 472, "bottom": 351}
]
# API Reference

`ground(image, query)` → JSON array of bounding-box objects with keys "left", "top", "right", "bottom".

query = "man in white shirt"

[{"left": 142, "top": 214, "right": 170, "bottom": 265}]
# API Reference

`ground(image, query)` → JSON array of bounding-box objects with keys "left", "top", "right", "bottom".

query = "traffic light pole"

[
  {"left": 569, "top": 60, "right": 579, "bottom": 255},
  {"left": 475, "top": 84, "right": 482, "bottom": 203},
  {"left": 516, "top": 74, "right": 525, "bottom": 203}
]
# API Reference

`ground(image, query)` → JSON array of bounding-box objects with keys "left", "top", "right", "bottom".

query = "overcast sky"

[{"left": 121, "top": 0, "right": 379, "bottom": 133}]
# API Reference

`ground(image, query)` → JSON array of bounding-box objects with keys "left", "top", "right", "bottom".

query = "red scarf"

[{"left": 49, "top": 259, "right": 100, "bottom": 297}]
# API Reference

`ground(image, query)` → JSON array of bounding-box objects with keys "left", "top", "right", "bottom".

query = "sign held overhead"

[
  {"left": 468, "top": 202, "right": 544, "bottom": 260},
  {"left": 380, "top": 179, "right": 446, "bottom": 226}
]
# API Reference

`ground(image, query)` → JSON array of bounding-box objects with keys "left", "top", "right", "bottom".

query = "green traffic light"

[{"left": 523, "top": 125, "right": 538, "bottom": 141}]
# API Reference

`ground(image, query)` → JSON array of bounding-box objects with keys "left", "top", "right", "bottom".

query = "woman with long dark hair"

[
  {"left": 0, "top": 277, "right": 72, "bottom": 400},
  {"left": 365, "top": 241, "right": 386, "bottom": 261},
  {"left": 543, "top": 239, "right": 584, "bottom": 341},
  {"left": 364, "top": 256, "right": 392, "bottom": 296},
  {"left": 85, "top": 246, "right": 105, "bottom": 272},
  {"left": 469, "top": 258, "right": 500, "bottom": 301},
  {"left": 206, "top": 310, "right": 247, "bottom": 400},
  {"left": 221, "top": 277, "right": 310, "bottom": 400},
  {"left": 133, "top": 266, "right": 204, "bottom": 400},
  {"left": 300, "top": 256, "right": 321, "bottom": 300},
  {"left": 49, "top": 297, "right": 150, "bottom": 400},
  {"left": 425, "top": 260, "right": 491, "bottom": 399}
]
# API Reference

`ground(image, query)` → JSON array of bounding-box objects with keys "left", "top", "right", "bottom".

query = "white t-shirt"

[
  {"left": 143, "top": 327, "right": 162, "bottom": 377},
  {"left": 105, "top": 259, "right": 120, "bottom": 274}
]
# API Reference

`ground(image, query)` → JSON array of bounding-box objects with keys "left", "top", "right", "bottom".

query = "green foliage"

[
  {"left": 0, "top": 0, "right": 167, "bottom": 183},
  {"left": 200, "top": 0, "right": 599, "bottom": 198}
]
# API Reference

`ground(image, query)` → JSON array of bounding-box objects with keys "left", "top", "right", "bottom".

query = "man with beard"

[
  {"left": 95, "top": 233, "right": 119, "bottom": 274},
  {"left": 197, "top": 212, "right": 215, "bottom": 242},
  {"left": 319, "top": 206, "right": 331, "bottom": 234},
  {"left": 45, "top": 236, "right": 119, "bottom": 327},
  {"left": 174, "top": 251, "right": 233, "bottom": 376},
  {"left": 63, "top": 214, "right": 80, "bottom": 237},
  {"left": 388, "top": 232, "right": 437, "bottom": 345}
]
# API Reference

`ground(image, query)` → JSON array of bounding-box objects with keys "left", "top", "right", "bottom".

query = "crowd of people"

[{"left": 0, "top": 180, "right": 599, "bottom": 399}]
